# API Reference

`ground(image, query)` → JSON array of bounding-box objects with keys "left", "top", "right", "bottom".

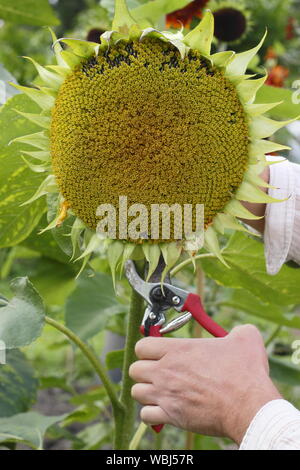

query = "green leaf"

[
  {"left": 62, "top": 404, "right": 100, "bottom": 426},
  {"left": 70, "top": 387, "right": 108, "bottom": 406},
  {"left": 39, "top": 375, "right": 74, "bottom": 394},
  {"left": 0, "top": 94, "right": 47, "bottom": 248},
  {"left": 0, "top": 350, "right": 38, "bottom": 418},
  {"left": 0, "top": 277, "right": 45, "bottom": 348},
  {"left": 65, "top": 272, "right": 127, "bottom": 341},
  {"left": 106, "top": 349, "right": 124, "bottom": 370},
  {"left": 27, "top": 257, "right": 76, "bottom": 308},
  {"left": 269, "top": 357, "right": 300, "bottom": 386},
  {"left": 194, "top": 434, "right": 221, "bottom": 450},
  {"left": 70, "top": 386, "right": 108, "bottom": 406},
  {"left": 73, "top": 422, "right": 112, "bottom": 450},
  {"left": 131, "top": 0, "right": 191, "bottom": 26},
  {"left": 256, "top": 85, "right": 300, "bottom": 120},
  {"left": 222, "top": 289, "right": 300, "bottom": 329},
  {"left": 22, "top": 214, "right": 73, "bottom": 265},
  {"left": 0, "top": 411, "right": 67, "bottom": 449},
  {"left": 0, "top": 0, "right": 59, "bottom": 26},
  {"left": 201, "top": 232, "right": 300, "bottom": 307}
]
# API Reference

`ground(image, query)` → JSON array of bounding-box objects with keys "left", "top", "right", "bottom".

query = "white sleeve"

[
  {"left": 264, "top": 156, "right": 300, "bottom": 275},
  {"left": 240, "top": 399, "right": 300, "bottom": 450}
]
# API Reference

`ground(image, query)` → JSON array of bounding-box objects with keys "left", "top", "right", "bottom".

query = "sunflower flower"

[{"left": 10, "top": 0, "right": 295, "bottom": 283}]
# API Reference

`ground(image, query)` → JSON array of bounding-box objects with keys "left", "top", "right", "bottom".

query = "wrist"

[{"left": 223, "top": 377, "right": 282, "bottom": 445}]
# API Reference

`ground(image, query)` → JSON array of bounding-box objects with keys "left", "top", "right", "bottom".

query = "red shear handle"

[{"left": 182, "top": 293, "right": 228, "bottom": 337}]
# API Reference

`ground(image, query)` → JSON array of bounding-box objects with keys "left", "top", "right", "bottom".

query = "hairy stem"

[
  {"left": 114, "top": 261, "right": 145, "bottom": 449},
  {"left": 45, "top": 316, "right": 123, "bottom": 419}
]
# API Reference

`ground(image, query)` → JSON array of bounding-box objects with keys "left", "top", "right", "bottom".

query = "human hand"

[{"left": 129, "top": 324, "right": 281, "bottom": 444}]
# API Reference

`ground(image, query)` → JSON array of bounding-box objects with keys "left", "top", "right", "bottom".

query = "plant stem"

[
  {"left": 129, "top": 422, "right": 148, "bottom": 450},
  {"left": 114, "top": 261, "right": 145, "bottom": 449},
  {"left": 170, "top": 253, "right": 215, "bottom": 276},
  {"left": 45, "top": 316, "right": 122, "bottom": 418},
  {"left": 265, "top": 325, "right": 282, "bottom": 348}
]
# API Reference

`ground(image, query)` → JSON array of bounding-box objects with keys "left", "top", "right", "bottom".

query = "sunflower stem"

[{"left": 114, "top": 260, "right": 145, "bottom": 450}]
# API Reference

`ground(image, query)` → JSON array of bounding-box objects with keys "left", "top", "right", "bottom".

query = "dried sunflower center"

[{"left": 51, "top": 37, "right": 249, "bottom": 242}]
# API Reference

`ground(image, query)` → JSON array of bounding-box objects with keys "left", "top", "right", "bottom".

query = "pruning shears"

[{"left": 125, "top": 258, "right": 228, "bottom": 433}]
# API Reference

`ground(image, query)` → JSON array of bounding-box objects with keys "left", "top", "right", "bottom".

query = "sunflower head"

[{"left": 10, "top": 0, "right": 295, "bottom": 283}]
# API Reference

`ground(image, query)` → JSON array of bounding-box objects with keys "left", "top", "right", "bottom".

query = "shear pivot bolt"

[{"left": 172, "top": 295, "right": 180, "bottom": 305}]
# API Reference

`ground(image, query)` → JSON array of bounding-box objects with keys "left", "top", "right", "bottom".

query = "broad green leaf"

[
  {"left": 0, "top": 0, "right": 59, "bottom": 26},
  {"left": 0, "top": 350, "right": 38, "bottom": 417},
  {"left": 0, "top": 411, "right": 67, "bottom": 449},
  {"left": 269, "top": 357, "right": 300, "bottom": 386},
  {"left": 106, "top": 349, "right": 124, "bottom": 370},
  {"left": 22, "top": 214, "right": 73, "bottom": 265},
  {"left": 256, "top": 85, "right": 300, "bottom": 120},
  {"left": 27, "top": 257, "right": 76, "bottom": 307},
  {"left": 62, "top": 405, "right": 100, "bottom": 427},
  {"left": 0, "top": 94, "right": 46, "bottom": 248},
  {"left": 65, "top": 272, "right": 127, "bottom": 341},
  {"left": 39, "top": 375, "right": 74, "bottom": 394},
  {"left": 70, "top": 387, "right": 108, "bottom": 407},
  {"left": 201, "top": 232, "right": 300, "bottom": 307},
  {"left": 0, "top": 277, "right": 45, "bottom": 348},
  {"left": 222, "top": 289, "right": 300, "bottom": 329}
]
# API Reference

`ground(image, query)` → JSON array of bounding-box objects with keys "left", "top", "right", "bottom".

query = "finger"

[
  {"left": 230, "top": 324, "right": 263, "bottom": 344},
  {"left": 135, "top": 336, "right": 180, "bottom": 360},
  {"left": 141, "top": 405, "right": 171, "bottom": 426},
  {"left": 129, "top": 360, "right": 157, "bottom": 383},
  {"left": 131, "top": 383, "right": 158, "bottom": 405}
]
